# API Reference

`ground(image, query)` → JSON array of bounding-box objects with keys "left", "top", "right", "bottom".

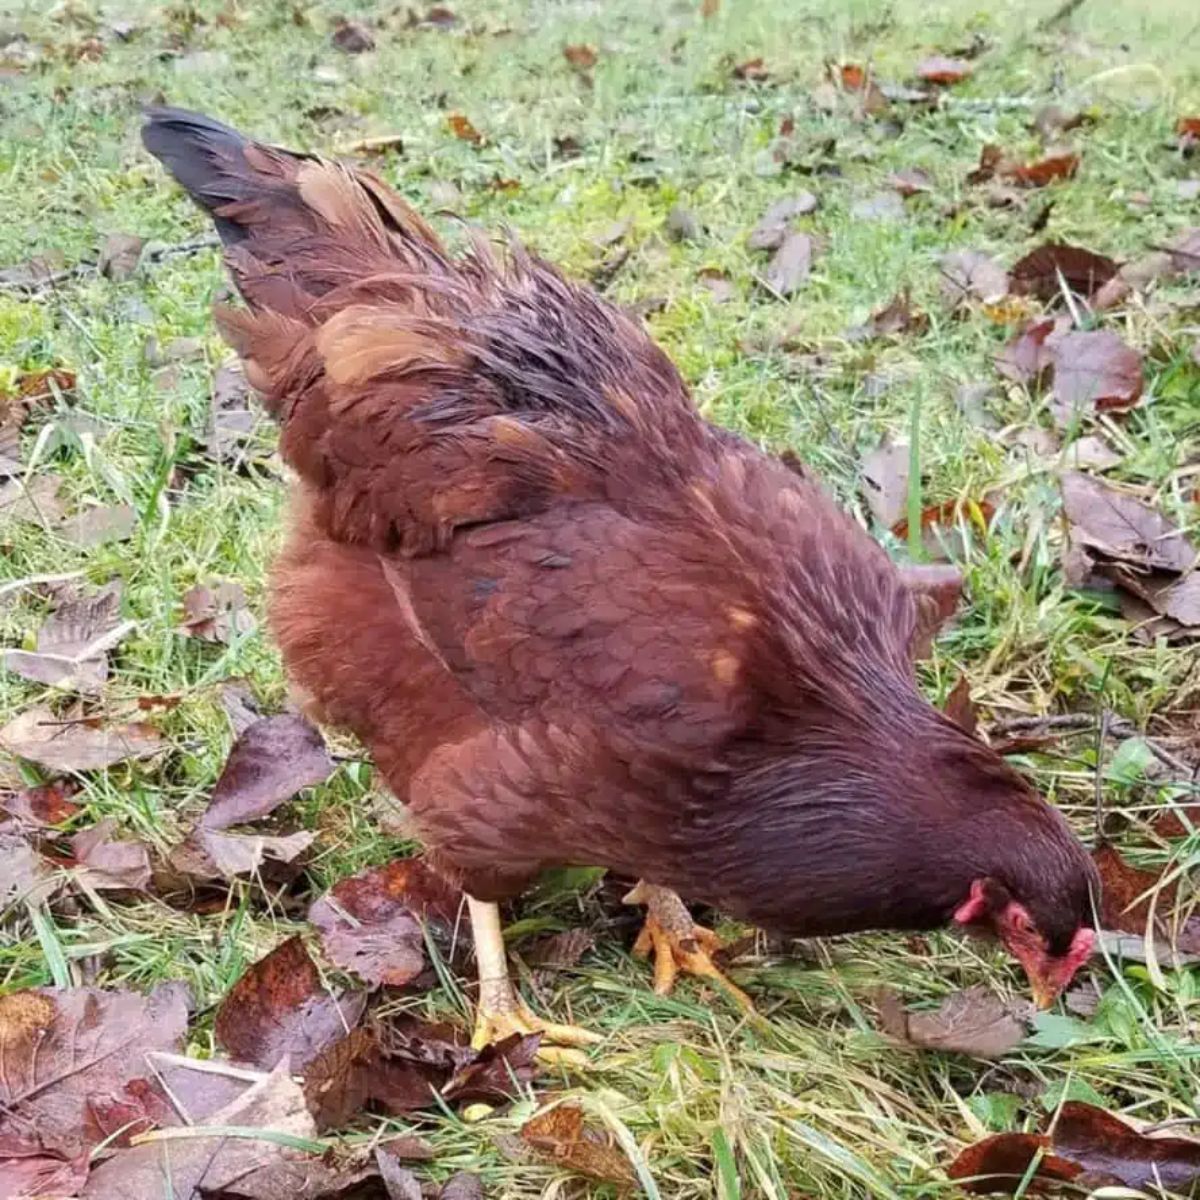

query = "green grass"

[{"left": 3, "top": 0, "right": 1200, "bottom": 1195}]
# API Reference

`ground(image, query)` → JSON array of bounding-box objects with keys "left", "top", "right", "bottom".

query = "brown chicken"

[{"left": 143, "top": 109, "right": 1098, "bottom": 1052}]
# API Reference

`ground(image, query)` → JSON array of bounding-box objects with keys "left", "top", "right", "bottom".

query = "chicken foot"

[
  {"left": 624, "top": 880, "right": 755, "bottom": 1012},
  {"left": 467, "top": 895, "right": 601, "bottom": 1066}
]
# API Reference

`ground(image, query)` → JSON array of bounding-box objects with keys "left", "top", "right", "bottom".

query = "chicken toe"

[
  {"left": 468, "top": 896, "right": 601, "bottom": 1066},
  {"left": 624, "top": 880, "right": 755, "bottom": 1012}
]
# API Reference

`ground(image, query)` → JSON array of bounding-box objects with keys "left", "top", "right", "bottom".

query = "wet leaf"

[
  {"left": 916, "top": 55, "right": 972, "bottom": 84},
  {"left": 943, "top": 675, "right": 977, "bottom": 735},
  {"left": 994, "top": 317, "right": 1061, "bottom": 386},
  {"left": 1049, "top": 330, "right": 1143, "bottom": 421},
  {"left": 447, "top": 113, "right": 483, "bottom": 144},
  {"left": 563, "top": 43, "right": 597, "bottom": 71},
  {"left": 764, "top": 232, "right": 814, "bottom": 296},
  {"left": 66, "top": 818, "right": 151, "bottom": 890},
  {"left": 860, "top": 437, "right": 910, "bottom": 528},
  {"left": 520, "top": 1103, "right": 637, "bottom": 1187},
  {"left": 442, "top": 1032, "right": 541, "bottom": 1104},
  {"left": 331, "top": 17, "right": 374, "bottom": 52},
  {"left": 58, "top": 504, "right": 136, "bottom": 549},
  {"left": 0, "top": 984, "right": 188, "bottom": 1157},
  {"left": 949, "top": 1102, "right": 1200, "bottom": 1194},
  {"left": 746, "top": 193, "right": 817, "bottom": 251},
  {"left": 0, "top": 705, "right": 165, "bottom": 772},
  {"left": 214, "top": 936, "right": 366, "bottom": 1072},
  {"left": 179, "top": 580, "right": 256, "bottom": 643},
  {"left": 1092, "top": 843, "right": 1200, "bottom": 952},
  {"left": 310, "top": 857, "right": 462, "bottom": 987},
  {"left": 1009, "top": 242, "right": 1119, "bottom": 301},
  {"left": 201, "top": 714, "right": 333, "bottom": 830},
  {"left": 207, "top": 361, "right": 260, "bottom": 464},
  {"left": 939, "top": 249, "right": 1009, "bottom": 307},
  {"left": 97, "top": 233, "right": 144, "bottom": 281},
  {"left": 3, "top": 580, "right": 128, "bottom": 694},
  {"left": 1061, "top": 472, "right": 1194, "bottom": 574},
  {"left": 898, "top": 563, "right": 964, "bottom": 658},
  {"left": 879, "top": 985, "right": 1030, "bottom": 1057}
]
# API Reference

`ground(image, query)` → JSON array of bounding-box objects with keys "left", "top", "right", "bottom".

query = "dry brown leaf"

[
  {"left": 563, "top": 43, "right": 597, "bottom": 71},
  {"left": 879, "top": 985, "right": 1030, "bottom": 1057},
  {"left": 520, "top": 1103, "right": 637, "bottom": 1187},
  {"left": 1009, "top": 241, "right": 1119, "bottom": 301},
  {"left": 331, "top": 17, "right": 374, "bottom": 52},
  {"left": 1, "top": 781, "right": 80, "bottom": 829},
  {"left": 309, "top": 857, "right": 462, "bottom": 987},
  {"left": 0, "top": 820, "right": 58, "bottom": 907},
  {"left": 169, "top": 826, "right": 315, "bottom": 881},
  {"left": 994, "top": 317, "right": 1062, "bottom": 385},
  {"left": 860, "top": 437, "right": 910, "bottom": 528},
  {"left": 1048, "top": 330, "right": 1143, "bottom": 422},
  {"left": 888, "top": 167, "right": 932, "bottom": 195},
  {"left": 66, "top": 818, "right": 151, "bottom": 891},
  {"left": 97, "top": 233, "right": 144, "bottom": 281},
  {"left": 214, "top": 936, "right": 366, "bottom": 1073},
  {"left": 206, "top": 361, "right": 259, "bottom": 464},
  {"left": 732, "top": 56, "right": 769, "bottom": 82},
  {"left": 764, "top": 232, "right": 814, "bottom": 296},
  {"left": 0, "top": 705, "right": 165, "bottom": 772},
  {"left": 58, "top": 504, "right": 136, "bottom": 549},
  {"left": 943, "top": 675, "right": 977, "bottom": 735},
  {"left": 179, "top": 580, "right": 256, "bottom": 643},
  {"left": 447, "top": 113, "right": 483, "bottom": 144}
]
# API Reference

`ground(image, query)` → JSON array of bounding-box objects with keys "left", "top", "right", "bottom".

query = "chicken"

[{"left": 142, "top": 109, "right": 1099, "bottom": 1051}]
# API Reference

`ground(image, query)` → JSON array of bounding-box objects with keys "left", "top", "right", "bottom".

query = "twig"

[
  {"left": 1038, "top": 0, "right": 1087, "bottom": 30},
  {"left": 0, "top": 235, "right": 220, "bottom": 296},
  {"left": 1094, "top": 709, "right": 1111, "bottom": 842}
]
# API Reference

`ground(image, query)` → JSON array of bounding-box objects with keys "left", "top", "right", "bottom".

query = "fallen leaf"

[
  {"left": 65, "top": 819, "right": 151, "bottom": 891},
  {"left": 746, "top": 193, "right": 818, "bottom": 251},
  {"left": 939, "top": 249, "right": 1009, "bottom": 307},
  {"left": 442, "top": 1032, "right": 541, "bottom": 1104},
  {"left": 850, "top": 191, "right": 906, "bottom": 222},
  {"left": 0, "top": 821, "right": 58, "bottom": 906},
  {"left": 1009, "top": 242, "right": 1119, "bottom": 301},
  {"left": 764, "top": 232, "right": 814, "bottom": 296},
  {"left": 179, "top": 580, "right": 256, "bottom": 643},
  {"left": 309, "top": 857, "right": 462, "bottom": 986},
  {"left": 1032, "top": 105, "right": 1088, "bottom": 138},
  {"left": 0, "top": 705, "right": 165, "bottom": 772},
  {"left": 58, "top": 504, "right": 136, "bottom": 549},
  {"left": 440, "top": 1172, "right": 485, "bottom": 1200},
  {"left": 206, "top": 361, "right": 260, "bottom": 464},
  {"left": 888, "top": 166, "right": 932, "bottom": 195},
  {"left": 0, "top": 984, "right": 188, "bottom": 1157},
  {"left": 893, "top": 498, "right": 996, "bottom": 562},
  {"left": 732, "top": 57, "right": 769, "bottom": 82},
  {"left": 1092, "top": 842, "right": 1200, "bottom": 952},
  {"left": 1065, "top": 435, "right": 1122, "bottom": 471},
  {"left": 898, "top": 563, "right": 964, "bottom": 658},
  {"left": 0, "top": 474, "right": 65, "bottom": 525},
  {"left": 82, "top": 1064, "right": 371, "bottom": 1199},
  {"left": 97, "top": 233, "right": 144, "bottom": 281},
  {"left": 1178, "top": 116, "right": 1200, "bottom": 149},
  {"left": 666, "top": 205, "right": 702, "bottom": 242},
  {"left": 563, "top": 43, "right": 597, "bottom": 71},
  {"left": 520, "top": 1103, "right": 637, "bottom": 1187},
  {"left": 376, "top": 1150, "right": 422, "bottom": 1200},
  {"left": 201, "top": 714, "right": 333, "bottom": 830},
  {"left": 861, "top": 290, "right": 928, "bottom": 337},
  {"left": 303, "top": 1026, "right": 445, "bottom": 1130},
  {"left": 1005, "top": 150, "right": 1080, "bottom": 187},
  {"left": 1061, "top": 472, "right": 1194, "bottom": 574},
  {"left": 879, "top": 985, "right": 1030, "bottom": 1057},
  {"left": 861, "top": 437, "right": 910, "bottom": 528},
  {"left": 215, "top": 936, "right": 366, "bottom": 1072},
  {"left": 169, "top": 826, "right": 315, "bottom": 880},
  {"left": 949, "top": 1102, "right": 1200, "bottom": 1194},
  {"left": 3, "top": 580, "right": 128, "bottom": 694},
  {"left": 697, "top": 266, "right": 735, "bottom": 302},
  {"left": 0, "top": 251, "right": 66, "bottom": 291},
  {"left": 143, "top": 335, "right": 205, "bottom": 367},
  {"left": 943, "top": 675, "right": 977, "bottom": 735},
  {"left": 447, "top": 112, "right": 483, "bottom": 144},
  {"left": 1, "top": 781, "right": 79, "bottom": 828},
  {"left": 916, "top": 55, "right": 972, "bottom": 84},
  {"left": 331, "top": 17, "right": 374, "bottom": 52},
  {"left": 994, "top": 317, "right": 1061, "bottom": 386},
  {"left": 835, "top": 62, "right": 889, "bottom": 115},
  {"left": 523, "top": 927, "right": 596, "bottom": 969},
  {"left": 1049, "top": 330, "right": 1143, "bottom": 421}
]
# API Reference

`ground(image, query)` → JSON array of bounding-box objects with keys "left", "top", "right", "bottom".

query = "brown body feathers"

[{"left": 143, "top": 109, "right": 1096, "bottom": 954}]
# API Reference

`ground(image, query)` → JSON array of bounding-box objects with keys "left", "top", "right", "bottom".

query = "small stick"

[{"left": 1093, "top": 709, "right": 1111, "bottom": 842}]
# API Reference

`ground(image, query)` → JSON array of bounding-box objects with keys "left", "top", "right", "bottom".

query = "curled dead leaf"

[{"left": 521, "top": 1103, "right": 637, "bottom": 1186}]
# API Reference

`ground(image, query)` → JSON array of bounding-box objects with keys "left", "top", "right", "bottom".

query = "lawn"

[{"left": 2, "top": 0, "right": 1200, "bottom": 1196}]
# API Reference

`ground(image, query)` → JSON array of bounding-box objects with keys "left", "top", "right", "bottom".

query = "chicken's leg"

[
  {"left": 467, "top": 895, "right": 601, "bottom": 1065},
  {"left": 624, "top": 881, "right": 755, "bottom": 1011}
]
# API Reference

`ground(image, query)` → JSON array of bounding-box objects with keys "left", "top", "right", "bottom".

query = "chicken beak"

[{"left": 1029, "top": 975, "right": 1060, "bottom": 1011}]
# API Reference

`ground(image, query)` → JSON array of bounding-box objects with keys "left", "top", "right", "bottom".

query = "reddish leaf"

[
  {"left": 943, "top": 675, "right": 978, "bottom": 735},
  {"left": 1061, "top": 472, "right": 1195, "bottom": 574},
  {"left": 1006, "top": 151, "right": 1080, "bottom": 187},
  {"left": 201, "top": 714, "right": 333, "bottom": 830},
  {"left": 1091, "top": 843, "right": 1200, "bottom": 951},
  {"left": 447, "top": 113, "right": 483, "bottom": 144},
  {"left": 0, "top": 984, "right": 188, "bottom": 1157},
  {"left": 520, "top": 1103, "right": 637, "bottom": 1186},
  {"left": 916, "top": 55, "right": 972, "bottom": 84},
  {"left": 214, "top": 936, "right": 366, "bottom": 1072},
  {"left": 331, "top": 17, "right": 375, "bottom": 52},
  {"left": 563, "top": 43, "right": 597, "bottom": 71},
  {"left": 878, "top": 985, "right": 1029, "bottom": 1057},
  {"left": 834, "top": 63, "right": 889, "bottom": 115},
  {"left": 897, "top": 563, "right": 964, "bottom": 658},
  {"left": 1178, "top": 116, "right": 1200, "bottom": 149},
  {"left": 950, "top": 1103, "right": 1200, "bottom": 1194},
  {"left": 0, "top": 705, "right": 165, "bottom": 773},
  {"left": 179, "top": 580, "right": 256, "bottom": 644},
  {"left": 893, "top": 498, "right": 996, "bottom": 562},
  {"left": 1009, "top": 241, "right": 1119, "bottom": 300},
  {"left": 732, "top": 57, "right": 769, "bottom": 82},
  {"left": 66, "top": 818, "right": 151, "bottom": 890},
  {"left": 1049, "top": 330, "right": 1143, "bottom": 420},
  {"left": 1, "top": 781, "right": 79, "bottom": 828},
  {"left": 309, "top": 857, "right": 462, "bottom": 986},
  {"left": 939, "top": 249, "right": 1009, "bottom": 306}
]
